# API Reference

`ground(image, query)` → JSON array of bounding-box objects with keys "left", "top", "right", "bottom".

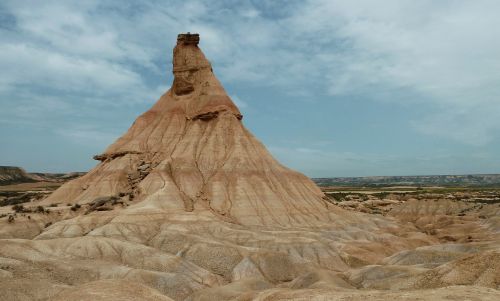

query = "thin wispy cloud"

[{"left": 0, "top": 0, "right": 499, "bottom": 175}]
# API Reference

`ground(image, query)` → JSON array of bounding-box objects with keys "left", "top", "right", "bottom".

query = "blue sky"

[{"left": 1, "top": 0, "right": 500, "bottom": 177}]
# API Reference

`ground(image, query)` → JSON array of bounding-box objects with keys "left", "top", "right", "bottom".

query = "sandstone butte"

[
  {"left": 43, "top": 32, "right": 336, "bottom": 227},
  {"left": 0, "top": 34, "right": 498, "bottom": 301}
]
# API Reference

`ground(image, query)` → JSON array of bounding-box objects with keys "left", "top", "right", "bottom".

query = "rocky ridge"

[{"left": 0, "top": 166, "right": 84, "bottom": 186}]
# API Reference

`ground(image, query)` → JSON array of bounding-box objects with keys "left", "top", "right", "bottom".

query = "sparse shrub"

[
  {"left": 374, "top": 192, "right": 389, "bottom": 199},
  {"left": 70, "top": 204, "right": 81, "bottom": 211},
  {"left": 0, "top": 192, "right": 44, "bottom": 207},
  {"left": 0, "top": 197, "right": 27, "bottom": 207},
  {"left": 8, "top": 215, "right": 14, "bottom": 223},
  {"left": 330, "top": 192, "right": 348, "bottom": 202},
  {"left": 49, "top": 203, "right": 58, "bottom": 207},
  {"left": 44, "top": 222, "right": 52, "bottom": 228},
  {"left": 12, "top": 204, "right": 25, "bottom": 213},
  {"left": 35, "top": 205, "right": 45, "bottom": 213}
]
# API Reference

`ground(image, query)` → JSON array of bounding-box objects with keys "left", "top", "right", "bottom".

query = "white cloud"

[
  {"left": 284, "top": 0, "right": 500, "bottom": 145},
  {"left": 1, "top": 0, "right": 499, "bottom": 156},
  {"left": 177, "top": 0, "right": 500, "bottom": 146},
  {"left": 0, "top": 0, "right": 170, "bottom": 136},
  {"left": 0, "top": 43, "right": 144, "bottom": 93}
]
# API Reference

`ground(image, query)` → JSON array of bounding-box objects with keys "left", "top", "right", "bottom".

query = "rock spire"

[{"left": 44, "top": 33, "right": 334, "bottom": 226}]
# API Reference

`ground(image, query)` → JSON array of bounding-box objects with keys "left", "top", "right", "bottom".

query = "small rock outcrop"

[{"left": 0, "top": 166, "right": 35, "bottom": 185}]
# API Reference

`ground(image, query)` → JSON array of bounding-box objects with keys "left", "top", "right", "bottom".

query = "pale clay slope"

[{"left": 1, "top": 34, "right": 499, "bottom": 300}]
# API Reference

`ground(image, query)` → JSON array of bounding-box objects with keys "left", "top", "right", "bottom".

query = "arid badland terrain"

[{"left": 0, "top": 34, "right": 498, "bottom": 300}]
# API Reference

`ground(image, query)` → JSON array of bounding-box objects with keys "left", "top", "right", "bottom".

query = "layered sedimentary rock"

[
  {"left": 0, "top": 166, "right": 35, "bottom": 185},
  {"left": 1, "top": 34, "right": 498, "bottom": 301},
  {"left": 44, "top": 33, "right": 333, "bottom": 227}
]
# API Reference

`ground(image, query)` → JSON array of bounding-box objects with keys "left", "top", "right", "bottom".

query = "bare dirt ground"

[{"left": 0, "top": 182, "right": 498, "bottom": 300}]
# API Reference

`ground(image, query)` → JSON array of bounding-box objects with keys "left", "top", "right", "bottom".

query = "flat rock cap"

[{"left": 177, "top": 33, "right": 200, "bottom": 45}]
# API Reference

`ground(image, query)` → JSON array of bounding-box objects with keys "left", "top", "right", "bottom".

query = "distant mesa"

[
  {"left": 0, "top": 166, "right": 35, "bottom": 185},
  {"left": 314, "top": 174, "right": 500, "bottom": 187},
  {"left": 0, "top": 166, "right": 85, "bottom": 186}
]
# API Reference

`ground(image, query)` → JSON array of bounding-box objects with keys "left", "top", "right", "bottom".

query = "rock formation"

[
  {"left": 44, "top": 33, "right": 334, "bottom": 227},
  {"left": 1, "top": 34, "right": 498, "bottom": 300},
  {"left": 0, "top": 166, "right": 35, "bottom": 185},
  {"left": 0, "top": 166, "right": 85, "bottom": 185}
]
